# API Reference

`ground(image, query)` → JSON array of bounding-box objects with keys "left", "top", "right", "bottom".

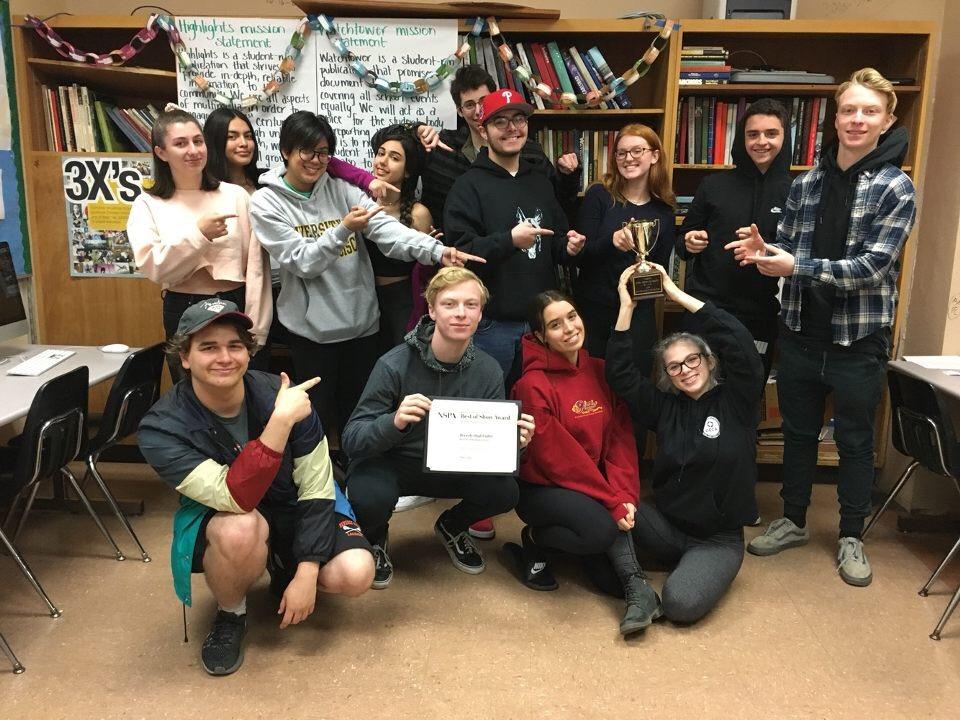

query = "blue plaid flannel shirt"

[{"left": 773, "top": 164, "right": 916, "bottom": 346}]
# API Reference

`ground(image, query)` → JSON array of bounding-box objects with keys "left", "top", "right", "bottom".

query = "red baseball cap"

[{"left": 477, "top": 89, "right": 535, "bottom": 126}]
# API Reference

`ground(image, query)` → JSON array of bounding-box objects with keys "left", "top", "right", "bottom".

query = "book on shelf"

[
  {"left": 674, "top": 94, "right": 830, "bottom": 167},
  {"left": 39, "top": 83, "right": 159, "bottom": 153},
  {"left": 570, "top": 46, "right": 610, "bottom": 110},
  {"left": 536, "top": 127, "right": 617, "bottom": 192},
  {"left": 546, "top": 42, "right": 576, "bottom": 96}
]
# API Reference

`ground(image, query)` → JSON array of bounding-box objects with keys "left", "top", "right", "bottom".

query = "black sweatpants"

[
  {"left": 516, "top": 482, "right": 620, "bottom": 555},
  {"left": 346, "top": 454, "right": 519, "bottom": 546},
  {"left": 286, "top": 330, "right": 380, "bottom": 445}
]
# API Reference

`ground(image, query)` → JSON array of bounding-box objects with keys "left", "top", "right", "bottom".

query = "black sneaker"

[
  {"left": 201, "top": 610, "right": 246, "bottom": 676},
  {"left": 434, "top": 514, "right": 485, "bottom": 574},
  {"left": 504, "top": 526, "right": 558, "bottom": 591},
  {"left": 371, "top": 542, "right": 393, "bottom": 589}
]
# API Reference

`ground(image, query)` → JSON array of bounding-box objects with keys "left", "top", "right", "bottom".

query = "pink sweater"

[{"left": 126, "top": 182, "right": 271, "bottom": 343}]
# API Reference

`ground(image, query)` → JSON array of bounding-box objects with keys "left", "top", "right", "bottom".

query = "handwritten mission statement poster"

[{"left": 175, "top": 16, "right": 459, "bottom": 168}]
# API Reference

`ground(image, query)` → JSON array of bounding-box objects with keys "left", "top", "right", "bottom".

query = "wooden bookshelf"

[
  {"left": 10, "top": 16, "right": 934, "bottom": 469},
  {"left": 669, "top": 19, "right": 934, "bottom": 467}
]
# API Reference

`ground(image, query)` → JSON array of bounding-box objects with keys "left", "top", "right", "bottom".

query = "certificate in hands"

[{"left": 423, "top": 397, "right": 521, "bottom": 475}]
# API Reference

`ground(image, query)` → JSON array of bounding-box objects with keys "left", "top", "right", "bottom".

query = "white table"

[
  {"left": 0, "top": 343, "right": 141, "bottom": 515},
  {"left": 0, "top": 344, "right": 133, "bottom": 426}
]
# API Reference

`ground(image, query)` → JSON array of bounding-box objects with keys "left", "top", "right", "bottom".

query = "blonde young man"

[
  {"left": 728, "top": 69, "right": 917, "bottom": 586},
  {"left": 342, "top": 268, "right": 535, "bottom": 588}
]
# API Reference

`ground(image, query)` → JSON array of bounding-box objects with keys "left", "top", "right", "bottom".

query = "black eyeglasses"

[
  {"left": 298, "top": 147, "right": 331, "bottom": 162},
  {"left": 459, "top": 99, "right": 485, "bottom": 112},
  {"left": 489, "top": 114, "right": 529, "bottom": 131},
  {"left": 665, "top": 353, "right": 703, "bottom": 376},
  {"left": 615, "top": 147, "right": 653, "bottom": 161}
]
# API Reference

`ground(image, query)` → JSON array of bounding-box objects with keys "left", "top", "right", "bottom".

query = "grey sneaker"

[
  {"left": 747, "top": 517, "right": 810, "bottom": 556},
  {"left": 837, "top": 537, "right": 873, "bottom": 587}
]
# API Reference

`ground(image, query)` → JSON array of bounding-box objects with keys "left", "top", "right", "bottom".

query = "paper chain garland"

[
  {"left": 24, "top": 12, "right": 678, "bottom": 111},
  {"left": 315, "top": 14, "right": 679, "bottom": 109}
]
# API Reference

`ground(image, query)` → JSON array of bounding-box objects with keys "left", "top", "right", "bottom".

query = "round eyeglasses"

[
  {"left": 665, "top": 353, "right": 703, "bottom": 376},
  {"left": 298, "top": 147, "right": 331, "bottom": 162}
]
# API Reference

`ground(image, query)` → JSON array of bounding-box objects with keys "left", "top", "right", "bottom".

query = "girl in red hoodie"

[{"left": 506, "top": 291, "right": 660, "bottom": 635}]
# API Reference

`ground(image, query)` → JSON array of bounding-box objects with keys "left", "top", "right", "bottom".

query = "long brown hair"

[
  {"left": 600, "top": 123, "right": 675, "bottom": 208},
  {"left": 147, "top": 108, "right": 219, "bottom": 199}
]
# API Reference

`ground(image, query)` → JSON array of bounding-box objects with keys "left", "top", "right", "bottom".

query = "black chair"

[
  {"left": 0, "top": 631, "right": 24, "bottom": 674},
  {"left": 81, "top": 344, "right": 164, "bottom": 563},
  {"left": 863, "top": 368, "right": 960, "bottom": 640},
  {"left": 1, "top": 366, "right": 125, "bottom": 617}
]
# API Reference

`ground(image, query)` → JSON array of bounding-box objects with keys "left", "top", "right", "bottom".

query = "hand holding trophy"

[{"left": 621, "top": 217, "right": 663, "bottom": 300}]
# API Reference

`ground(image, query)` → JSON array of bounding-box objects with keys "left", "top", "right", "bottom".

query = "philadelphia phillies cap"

[{"left": 477, "top": 89, "right": 535, "bottom": 126}]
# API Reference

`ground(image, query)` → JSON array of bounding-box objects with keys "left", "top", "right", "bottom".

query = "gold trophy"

[{"left": 622, "top": 218, "right": 663, "bottom": 300}]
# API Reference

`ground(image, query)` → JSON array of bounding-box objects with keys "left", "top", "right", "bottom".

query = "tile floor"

[{"left": 1, "top": 465, "right": 958, "bottom": 719}]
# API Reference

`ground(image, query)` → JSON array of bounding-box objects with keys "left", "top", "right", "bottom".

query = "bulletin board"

[{"left": 0, "top": 3, "right": 28, "bottom": 274}]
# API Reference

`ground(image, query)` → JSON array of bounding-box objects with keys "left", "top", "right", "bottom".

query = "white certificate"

[{"left": 423, "top": 398, "right": 521, "bottom": 475}]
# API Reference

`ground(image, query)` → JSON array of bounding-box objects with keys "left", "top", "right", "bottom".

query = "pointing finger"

[{"left": 293, "top": 376, "right": 322, "bottom": 392}]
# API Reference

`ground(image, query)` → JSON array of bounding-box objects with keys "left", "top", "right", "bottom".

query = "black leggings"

[
  {"left": 516, "top": 482, "right": 620, "bottom": 555},
  {"left": 285, "top": 330, "right": 381, "bottom": 446}
]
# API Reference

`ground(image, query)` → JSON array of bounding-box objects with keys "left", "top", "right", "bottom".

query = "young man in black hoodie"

[
  {"left": 418, "top": 65, "right": 580, "bottom": 232},
  {"left": 678, "top": 98, "right": 792, "bottom": 381},
  {"left": 730, "top": 69, "right": 917, "bottom": 587},
  {"left": 443, "top": 89, "right": 587, "bottom": 378}
]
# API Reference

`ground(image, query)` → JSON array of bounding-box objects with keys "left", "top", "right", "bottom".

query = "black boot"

[{"left": 605, "top": 531, "right": 661, "bottom": 635}]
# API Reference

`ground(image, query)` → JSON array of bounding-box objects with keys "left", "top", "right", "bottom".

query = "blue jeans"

[
  {"left": 777, "top": 333, "right": 887, "bottom": 532},
  {"left": 473, "top": 316, "right": 529, "bottom": 381}
]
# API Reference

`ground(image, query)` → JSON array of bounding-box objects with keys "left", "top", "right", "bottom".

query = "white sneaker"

[{"left": 394, "top": 496, "right": 435, "bottom": 513}]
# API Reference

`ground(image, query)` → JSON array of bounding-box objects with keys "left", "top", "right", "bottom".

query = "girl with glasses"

[
  {"left": 202, "top": 107, "right": 395, "bottom": 370},
  {"left": 574, "top": 124, "right": 675, "bottom": 375},
  {"left": 506, "top": 290, "right": 659, "bottom": 635},
  {"left": 603, "top": 260, "right": 763, "bottom": 625}
]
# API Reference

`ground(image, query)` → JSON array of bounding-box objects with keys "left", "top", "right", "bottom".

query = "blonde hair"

[
  {"left": 600, "top": 123, "right": 675, "bottom": 208},
  {"left": 836, "top": 67, "right": 897, "bottom": 115},
  {"left": 424, "top": 267, "right": 490, "bottom": 307}
]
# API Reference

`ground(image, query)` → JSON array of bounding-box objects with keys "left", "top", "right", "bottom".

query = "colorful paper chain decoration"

[
  {"left": 25, "top": 12, "right": 678, "bottom": 111},
  {"left": 23, "top": 13, "right": 310, "bottom": 110},
  {"left": 313, "top": 13, "right": 680, "bottom": 109}
]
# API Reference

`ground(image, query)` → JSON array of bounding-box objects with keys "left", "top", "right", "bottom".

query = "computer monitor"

[{"left": 0, "top": 242, "right": 29, "bottom": 343}]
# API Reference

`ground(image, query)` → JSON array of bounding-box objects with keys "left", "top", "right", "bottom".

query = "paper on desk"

[{"left": 904, "top": 355, "right": 960, "bottom": 370}]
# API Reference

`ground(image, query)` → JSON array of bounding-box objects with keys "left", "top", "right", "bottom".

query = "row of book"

[
  {"left": 41, "top": 84, "right": 159, "bottom": 153},
  {"left": 680, "top": 45, "right": 731, "bottom": 85},
  {"left": 458, "top": 35, "right": 631, "bottom": 110},
  {"left": 674, "top": 95, "right": 829, "bottom": 167},
  {"left": 535, "top": 128, "right": 617, "bottom": 192}
]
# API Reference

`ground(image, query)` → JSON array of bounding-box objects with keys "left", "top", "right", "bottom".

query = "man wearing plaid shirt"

[{"left": 728, "top": 69, "right": 916, "bottom": 587}]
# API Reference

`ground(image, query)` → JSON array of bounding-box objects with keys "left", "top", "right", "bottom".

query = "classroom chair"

[
  {"left": 0, "top": 366, "right": 124, "bottom": 618},
  {"left": 82, "top": 344, "right": 164, "bottom": 563},
  {"left": 0, "top": 630, "right": 25, "bottom": 674},
  {"left": 864, "top": 368, "right": 960, "bottom": 640}
]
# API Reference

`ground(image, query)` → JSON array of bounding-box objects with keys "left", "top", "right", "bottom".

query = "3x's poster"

[{"left": 63, "top": 157, "right": 151, "bottom": 277}]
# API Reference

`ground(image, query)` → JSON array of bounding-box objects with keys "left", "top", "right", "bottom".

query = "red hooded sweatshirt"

[{"left": 511, "top": 333, "right": 639, "bottom": 522}]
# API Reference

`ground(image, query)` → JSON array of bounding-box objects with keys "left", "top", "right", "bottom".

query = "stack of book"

[
  {"left": 680, "top": 46, "right": 731, "bottom": 85},
  {"left": 535, "top": 128, "right": 617, "bottom": 192},
  {"left": 40, "top": 83, "right": 160, "bottom": 153},
  {"left": 674, "top": 95, "right": 830, "bottom": 167},
  {"left": 458, "top": 35, "right": 631, "bottom": 109}
]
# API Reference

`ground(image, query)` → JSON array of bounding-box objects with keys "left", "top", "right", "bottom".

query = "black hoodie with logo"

[
  {"left": 443, "top": 148, "right": 573, "bottom": 322},
  {"left": 677, "top": 114, "right": 793, "bottom": 341}
]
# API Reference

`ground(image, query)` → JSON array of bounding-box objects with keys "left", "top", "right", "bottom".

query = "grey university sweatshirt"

[{"left": 250, "top": 166, "right": 444, "bottom": 344}]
